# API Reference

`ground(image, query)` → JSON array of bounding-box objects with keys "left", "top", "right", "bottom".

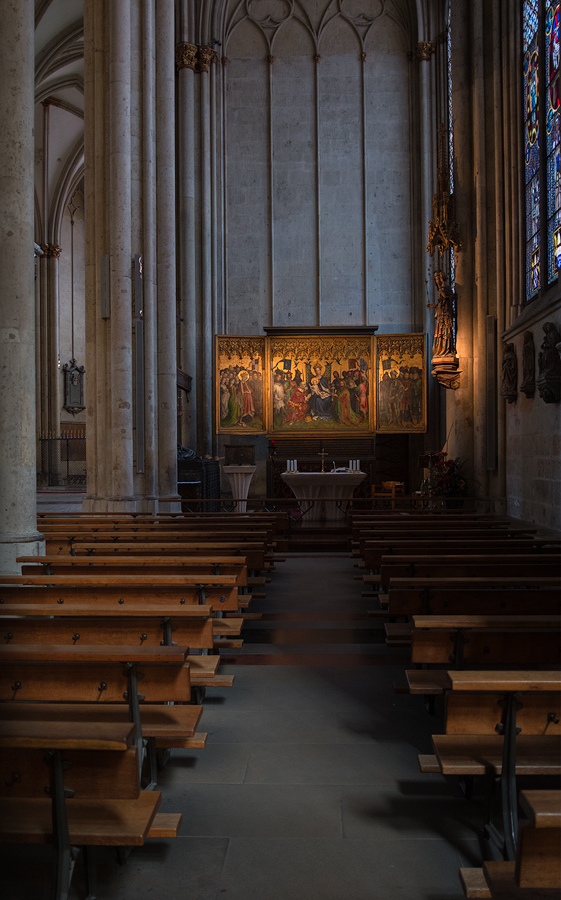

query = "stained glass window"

[
  {"left": 524, "top": 0, "right": 560, "bottom": 301},
  {"left": 546, "top": 1, "right": 560, "bottom": 281}
]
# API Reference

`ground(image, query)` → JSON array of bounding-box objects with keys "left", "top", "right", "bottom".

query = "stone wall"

[{"left": 223, "top": 2, "right": 415, "bottom": 333}]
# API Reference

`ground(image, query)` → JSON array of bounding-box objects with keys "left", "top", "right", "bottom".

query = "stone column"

[
  {"left": 155, "top": 0, "right": 180, "bottom": 505},
  {"left": 0, "top": 0, "right": 44, "bottom": 572},
  {"left": 199, "top": 45, "right": 215, "bottom": 457},
  {"left": 108, "top": 0, "right": 134, "bottom": 502},
  {"left": 177, "top": 40, "right": 198, "bottom": 450},
  {"left": 41, "top": 244, "right": 63, "bottom": 440}
]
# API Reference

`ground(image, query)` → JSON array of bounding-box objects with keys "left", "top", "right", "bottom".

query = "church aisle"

[{"left": 0, "top": 555, "right": 484, "bottom": 900}]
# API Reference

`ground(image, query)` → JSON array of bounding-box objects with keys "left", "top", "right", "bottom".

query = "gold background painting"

[
  {"left": 269, "top": 335, "right": 374, "bottom": 436},
  {"left": 375, "top": 334, "right": 427, "bottom": 432},
  {"left": 216, "top": 336, "right": 267, "bottom": 433}
]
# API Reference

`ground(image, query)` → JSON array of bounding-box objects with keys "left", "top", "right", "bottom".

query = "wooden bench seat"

[
  {"left": 0, "top": 719, "right": 180, "bottom": 900},
  {"left": 425, "top": 670, "right": 561, "bottom": 861},
  {"left": 0, "top": 702, "right": 207, "bottom": 750}
]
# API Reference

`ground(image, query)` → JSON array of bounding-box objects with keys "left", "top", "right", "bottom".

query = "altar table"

[{"left": 281, "top": 471, "right": 366, "bottom": 523}]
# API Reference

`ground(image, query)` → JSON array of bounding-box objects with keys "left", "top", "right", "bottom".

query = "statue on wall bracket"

[
  {"left": 520, "top": 331, "right": 535, "bottom": 398},
  {"left": 537, "top": 322, "right": 561, "bottom": 404},
  {"left": 427, "top": 270, "right": 462, "bottom": 390},
  {"left": 500, "top": 343, "right": 518, "bottom": 403},
  {"left": 62, "top": 359, "right": 85, "bottom": 415}
]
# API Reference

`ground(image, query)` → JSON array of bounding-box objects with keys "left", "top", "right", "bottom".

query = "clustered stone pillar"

[
  {"left": 0, "top": 0, "right": 44, "bottom": 571},
  {"left": 83, "top": 0, "right": 180, "bottom": 512}
]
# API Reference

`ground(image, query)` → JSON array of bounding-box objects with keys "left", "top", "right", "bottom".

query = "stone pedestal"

[
  {"left": 281, "top": 472, "right": 366, "bottom": 523},
  {"left": 223, "top": 465, "right": 256, "bottom": 512}
]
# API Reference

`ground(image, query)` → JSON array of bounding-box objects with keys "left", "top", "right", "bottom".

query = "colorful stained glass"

[
  {"left": 546, "top": 3, "right": 561, "bottom": 281},
  {"left": 524, "top": 0, "right": 539, "bottom": 51}
]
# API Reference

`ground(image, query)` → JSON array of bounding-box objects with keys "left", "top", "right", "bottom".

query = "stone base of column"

[
  {"left": 0, "top": 532, "right": 46, "bottom": 574},
  {"left": 82, "top": 495, "right": 182, "bottom": 514}
]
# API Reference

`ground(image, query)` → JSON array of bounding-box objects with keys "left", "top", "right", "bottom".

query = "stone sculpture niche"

[
  {"left": 500, "top": 343, "right": 518, "bottom": 403},
  {"left": 537, "top": 322, "right": 561, "bottom": 404},
  {"left": 520, "top": 331, "right": 535, "bottom": 398}
]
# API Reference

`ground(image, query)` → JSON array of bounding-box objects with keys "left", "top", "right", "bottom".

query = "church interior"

[{"left": 0, "top": 1, "right": 560, "bottom": 898}]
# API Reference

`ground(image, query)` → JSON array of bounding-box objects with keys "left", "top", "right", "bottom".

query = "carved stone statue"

[
  {"left": 428, "top": 271, "right": 455, "bottom": 361},
  {"left": 500, "top": 343, "right": 518, "bottom": 403},
  {"left": 520, "top": 331, "right": 535, "bottom": 398},
  {"left": 537, "top": 321, "right": 561, "bottom": 403}
]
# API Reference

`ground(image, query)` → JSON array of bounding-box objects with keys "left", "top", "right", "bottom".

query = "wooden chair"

[{"left": 370, "top": 481, "right": 405, "bottom": 510}]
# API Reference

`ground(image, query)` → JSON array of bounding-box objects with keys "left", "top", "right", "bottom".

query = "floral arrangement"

[{"left": 420, "top": 451, "right": 467, "bottom": 497}]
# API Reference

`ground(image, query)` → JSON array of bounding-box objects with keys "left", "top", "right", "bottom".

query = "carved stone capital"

[
  {"left": 417, "top": 40, "right": 436, "bottom": 61},
  {"left": 41, "top": 243, "right": 62, "bottom": 258},
  {"left": 197, "top": 45, "right": 218, "bottom": 73},
  {"left": 176, "top": 42, "right": 198, "bottom": 71}
]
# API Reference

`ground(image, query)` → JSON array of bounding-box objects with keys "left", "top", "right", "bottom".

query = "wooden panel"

[
  {"left": 0, "top": 584, "right": 238, "bottom": 609},
  {"left": 444, "top": 691, "right": 561, "bottom": 735},
  {"left": 0, "top": 644, "right": 188, "bottom": 663},
  {"left": 148, "top": 813, "right": 182, "bottom": 838},
  {"left": 0, "top": 617, "right": 212, "bottom": 649},
  {"left": 411, "top": 630, "right": 560, "bottom": 666},
  {"left": 459, "top": 867, "right": 491, "bottom": 899},
  {"left": 0, "top": 792, "right": 161, "bottom": 845},
  {"left": 519, "top": 790, "right": 561, "bottom": 828},
  {"left": 0, "top": 702, "right": 202, "bottom": 741},
  {"left": 516, "top": 825, "right": 561, "bottom": 889},
  {"left": 0, "top": 747, "right": 140, "bottom": 799},
  {"left": 432, "top": 734, "right": 561, "bottom": 775},
  {"left": 0, "top": 661, "right": 191, "bottom": 703},
  {"left": 484, "top": 860, "right": 559, "bottom": 899},
  {"left": 446, "top": 671, "right": 561, "bottom": 692},
  {"left": 0, "top": 720, "right": 135, "bottom": 750}
]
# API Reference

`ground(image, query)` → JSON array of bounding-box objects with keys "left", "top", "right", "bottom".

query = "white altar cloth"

[{"left": 281, "top": 471, "right": 366, "bottom": 523}]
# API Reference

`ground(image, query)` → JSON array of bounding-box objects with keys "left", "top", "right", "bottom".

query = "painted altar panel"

[
  {"left": 269, "top": 334, "right": 375, "bottom": 437},
  {"left": 375, "top": 334, "right": 427, "bottom": 432},
  {"left": 216, "top": 336, "right": 267, "bottom": 434}
]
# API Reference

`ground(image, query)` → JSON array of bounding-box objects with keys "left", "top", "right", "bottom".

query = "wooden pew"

[
  {"left": 0, "top": 642, "right": 203, "bottom": 788},
  {"left": 402, "top": 615, "right": 561, "bottom": 696},
  {"left": 0, "top": 600, "right": 233, "bottom": 690},
  {"left": 423, "top": 670, "right": 561, "bottom": 861},
  {"left": 361, "top": 539, "right": 560, "bottom": 571},
  {"left": 377, "top": 554, "right": 561, "bottom": 589},
  {"left": 386, "top": 577, "right": 561, "bottom": 617},
  {"left": 59, "top": 541, "right": 269, "bottom": 571},
  {"left": 411, "top": 614, "right": 561, "bottom": 667},
  {"left": 18, "top": 554, "right": 249, "bottom": 585},
  {"left": 0, "top": 719, "right": 180, "bottom": 900},
  {"left": 0, "top": 572, "right": 242, "bottom": 611}
]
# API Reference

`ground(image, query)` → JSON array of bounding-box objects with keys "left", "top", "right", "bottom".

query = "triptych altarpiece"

[{"left": 216, "top": 329, "right": 427, "bottom": 437}]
